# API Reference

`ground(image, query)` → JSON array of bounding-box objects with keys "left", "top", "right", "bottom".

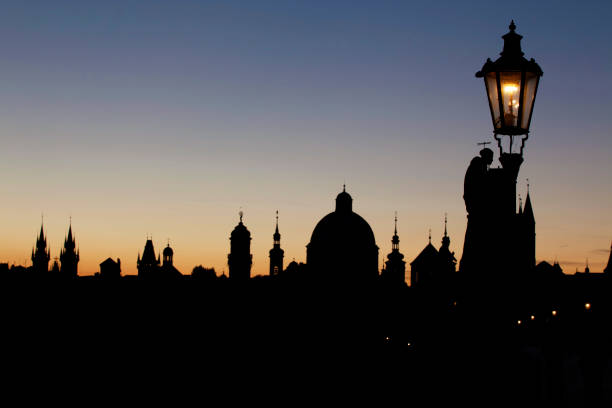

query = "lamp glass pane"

[
  {"left": 485, "top": 73, "right": 501, "bottom": 130},
  {"left": 521, "top": 72, "right": 539, "bottom": 130},
  {"left": 499, "top": 72, "right": 522, "bottom": 128}
]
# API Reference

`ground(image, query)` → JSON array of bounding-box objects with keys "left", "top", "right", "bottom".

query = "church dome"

[
  {"left": 163, "top": 245, "right": 173, "bottom": 257},
  {"left": 307, "top": 188, "right": 378, "bottom": 281},
  {"left": 310, "top": 211, "right": 376, "bottom": 248}
]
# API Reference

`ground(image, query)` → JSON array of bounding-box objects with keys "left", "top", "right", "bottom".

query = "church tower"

[
  {"left": 137, "top": 237, "right": 160, "bottom": 278},
  {"left": 438, "top": 214, "right": 457, "bottom": 274},
  {"left": 59, "top": 221, "right": 79, "bottom": 278},
  {"left": 228, "top": 211, "right": 252, "bottom": 280},
  {"left": 163, "top": 242, "right": 173, "bottom": 267},
  {"left": 522, "top": 189, "right": 536, "bottom": 270},
  {"left": 269, "top": 211, "right": 284, "bottom": 276},
  {"left": 382, "top": 213, "right": 406, "bottom": 284},
  {"left": 31, "top": 222, "right": 50, "bottom": 274}
]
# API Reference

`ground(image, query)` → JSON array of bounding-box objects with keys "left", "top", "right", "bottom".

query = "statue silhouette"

[{"left": 460, "top": 148, "right": 494, "bottom": 275}]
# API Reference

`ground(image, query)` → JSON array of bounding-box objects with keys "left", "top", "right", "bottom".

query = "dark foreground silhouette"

[{"left": 1, "top": 269, "right": 610, "bottom": 407}]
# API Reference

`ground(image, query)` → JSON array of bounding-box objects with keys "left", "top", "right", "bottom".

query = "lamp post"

[
  {"left": 460, "top": 21, "right": 542, "bottom": 277},
  {"left": 476, "top": 21, "right": 543, "bottom": 217},
  {"left": 476, "top": 20, "right": 543, "bottom": 157}
]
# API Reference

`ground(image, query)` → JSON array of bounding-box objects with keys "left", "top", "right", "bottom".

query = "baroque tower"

[
  {"left": 228, "top": 211, "right": 252, "bottom": 280},
  {"left": 269, "top": 211, "right": 284, "bottom": 276},
  {"left": 382, "top": 213, "right": 406, "bottom": 284}
]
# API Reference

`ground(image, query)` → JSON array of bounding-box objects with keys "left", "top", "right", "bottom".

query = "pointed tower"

[
  {"left": 137, "top": 237, "right": 160, "bottom": 278},
  {"left": 31, "top": 222, "right": 50, "bottom": 274},
  {"left": 382, "top": 212, "right": 406, "bottom": 284},
  {"left": 604, "top": 241, "right": 612, "bottom": 275},
  {"left": 60, "top": 221, "right": 79, "bottom": 277},
  {"left": 522, "top": 187, "right": 536, "bottom": 270},
  {"left": 228, "top": 211, "right": 252, "bottom": 280},
  {"left": 438, "top": 214, "right": 457, "bottom": 274},
  {"left": 269, "top": 211, "right": 284, "bottom": 276}
]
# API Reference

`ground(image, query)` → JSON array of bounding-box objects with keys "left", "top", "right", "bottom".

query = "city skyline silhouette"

[
  {"left": 1, "top": 2, "right": 611, "bottom": 276},
  {"left": 1, "top": 4, "right": 611, "bottom": 405}
]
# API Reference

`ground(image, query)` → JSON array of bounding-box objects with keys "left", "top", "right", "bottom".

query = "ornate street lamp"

[{"left": 476, "top": 21, "right": 543, "bottom": 156}]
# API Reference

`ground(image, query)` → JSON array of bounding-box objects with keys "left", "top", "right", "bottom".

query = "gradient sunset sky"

[{"left": 1, "top": 0, "right": 611, "bottom": 276}]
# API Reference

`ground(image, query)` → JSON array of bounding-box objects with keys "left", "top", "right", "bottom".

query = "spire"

[
  {"left": 394, "top": 211, "right": 398, "bottom": 235},
  {"left": 239, "top": 209, "right": 244, "bottom": 223},
  {"left": 273, "top": 210, "right": 281, "bottom": 244},
  {"left": 585, "top": 258, "right": 590, "bottom": 274},
  {"left": 441, "top": 214, "right": 451, "bottom": 248},
  {"left": 391, "top": 212, "right": 400, "bottom": 250},
  {"left": 524, "top": 189, "right": 534, "bottom": 221},
  {"left": 428, "top": 228, "right": 432, "bottom": 245},
  {"left": 275, "top": 210, "right": 279, "bottom": 233},
  {"left": 444, "top": 213, "right": 448, "bottom": 237}
]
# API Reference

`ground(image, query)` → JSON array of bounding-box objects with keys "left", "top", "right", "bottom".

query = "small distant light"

[
  {"left": 552, "top": 310, "right": 557, "bottom": 316},
  {"left": 585, "top": 303, "right": 591, "bottom": 310},
  {"left": 406, "top": 342, "right": 411, "bottom": 347},
  {"left": 530, "top": 315, "right": 535, "bottom": 321},
  {"left": 385, "top": 336, "right": 390, "bottom": 341},
  {"left": 517, "top": 320, "right": 522, "bottom": 325},
  {"left": 452, "top": 301, "right": 457, "bottom": 307}
]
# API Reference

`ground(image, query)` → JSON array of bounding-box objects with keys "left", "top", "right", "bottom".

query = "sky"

[{"left": 1, "top": 0, "right": 611, "bottom": 277}]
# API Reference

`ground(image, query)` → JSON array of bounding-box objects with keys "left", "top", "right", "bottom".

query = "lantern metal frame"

[{"left": 476, "top": 21, "right": 543, "bottom": 156}]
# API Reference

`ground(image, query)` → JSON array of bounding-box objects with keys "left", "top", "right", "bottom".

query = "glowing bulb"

[
  {"left": 517, "top": 320, "right": 522, "bottom": 325},
  {"left": 552, "top": 310, "right": 557, "bottom": 316},
  {"left": 585, "top": 303, "right": 591, "bottom": 310},
  {"left": 530, "top": 315, "right": 535, "bottom": 321},
  {"left": 503, "top": 84, "right": 519, "bottom": 94}
]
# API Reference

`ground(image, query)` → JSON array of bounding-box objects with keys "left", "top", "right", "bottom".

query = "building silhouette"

[
  {"left": 228, "top": 211, "right": 252, "bottom": 280},
  {"left": 137, "top": 238, "right": 160, "bottom": 278},
  {"left": 100, "top": 257, "right": 121, "bottom": 279},
  {"left": 160, "top": 242, "right": 182, "bottom": 277},
  {"left": 59, "top": 222, "right": 79, "bottom": 278},
  {"left": 411, "top": 219, "right": 456, "bottom": 287},
  {"left": 31, "top": 223, "right": 50, "bottom": 274},
  {"left": 269, "top": 211, "right": 284, "bottom": 276},
  {"left": 410, "top": 231, "right": 440, "bottom": 287},
  {"left": 381, "top": 213, "right": 406, "bottom": 284},
  {"left": 306, "top": 186, "right": 379, "bottom": 282}
]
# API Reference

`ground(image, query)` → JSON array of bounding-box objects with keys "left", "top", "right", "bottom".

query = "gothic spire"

[
  {"left": 273, "top": 210, "right": 281, "bottom": 243},
  {"left": 524, "top": 190, "right": 534, "bottom": 222}
]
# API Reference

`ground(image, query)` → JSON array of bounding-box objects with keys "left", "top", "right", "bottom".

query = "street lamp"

[{"left": 476, "top": 21, "right": 543, "bottom": 156}]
